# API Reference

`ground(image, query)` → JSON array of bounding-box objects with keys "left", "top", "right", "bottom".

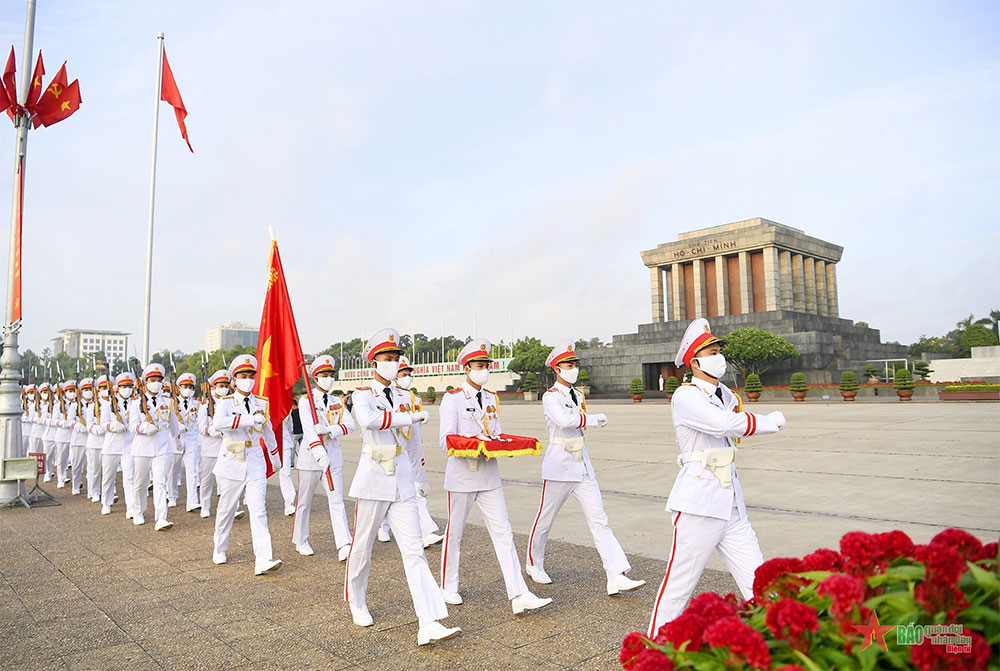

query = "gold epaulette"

[
  {"left": 447, "top": 388, "right": 463, "bottom": 394},
  {"left": 219, "top": 394, "right": 234, "bottom": 399},
  {"left": 356, "top": 386, "right": 370, "bottom": 391}
]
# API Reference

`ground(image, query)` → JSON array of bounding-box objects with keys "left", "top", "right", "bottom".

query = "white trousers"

[
  {"left": 70, "top": 443, "right": 86, "bottom": 492},
  {"left": 101, "top": 453, "right": 134, "bottom": 509},
  {"left": 168, "top": 452, "right": 182, "bottom": 502},
  {"left": 199, "top": 456, "right": 218, "bottom": 513},
  {"left": 344, "top": 496, "right": 447, "bottom": 626},
  {"left": 380, "top": 488, "right": 439, "bottom": 538},
  {"left": 28, "top": 436, "right": 43, "bottom": 459},
  {"left": 132, "top": 454, "right": 171, "bottom": 523},
  {"left": 85, "top": 448, "right": 102, "bottom": 500},
  {"left": 54, "top": 441, "right": 71, "bottom": 483},
  {"left": 526, "top": 476, "right": 630, "bottom": 578},
  {"left": 292, "top": 468, "right": 351, "bottom": 549},
  {"left": 278, "top": 441, "right": 297, "bottom": 507},
  {"left": 43, "top": 439, "right": 56, "bottom": 476},
  {"left": 213, "top": 475, "right": 273, "bottom": 562},
  {"left": 647, "top": 506, "right": 763, "bottom": 637},
  {"left": 441, "top": 488, "right": 528, "bottom": 600}
]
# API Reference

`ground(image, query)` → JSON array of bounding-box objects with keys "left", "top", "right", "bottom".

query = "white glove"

[
  {"left": 89, "top": 424, "right": 105, "bottom": 436},
  {"left": 310, "top": 446, "right": 331, "bottom": 471},
  {"left": 111, "top": 421, "right": 126, "bottom": 433},
  {"left": 416, "top": 481, "right": 430, "bottom": 498},
  {"left": 140, "top": 422, "right": 158, "bottom": 436},
  {"left": 251, "top": 412, "right": 266, "bottom": 427},
  {"left": 767, "top": 411, "right": 787, "bottom": 429},
  {"left": 314, "top": 423, "right": 334, "bottom": 436},
  {"left": 411, "top": 410, "right": 430, "bottom": 425},
  {"left": 209, "top": 427, "right": 222, "bottom": 438},
  {"left": 74, "top": 422, "right": 86, "bottom": 433},
  {"left": 595, "top": 413, "right": 609, "bottom": 427}
]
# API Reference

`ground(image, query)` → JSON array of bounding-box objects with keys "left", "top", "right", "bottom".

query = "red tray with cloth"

[{"left": 445, "top": 434, "right": 542, "bottom": 460}]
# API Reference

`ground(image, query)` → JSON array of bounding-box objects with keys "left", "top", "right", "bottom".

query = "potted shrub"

[
  {"left": 894, "top": 368, "right": 915, "bottom": 401},
  {"left": 630, "top": 378, "right": 645, "bottom": 403},
  {"left": 423, "top": 386, "right": 437, "bottom": 405},
  {"left": 838, "top": 371, "right": 859, "bottom": 401},
  {"left": 789, "top": 372, "right": 808, "bottom": 402},
  {"left": 664, "top": 375, "right": 680, "bottom": 400},
  {"left": 744, "top": 373, "right": 761, "bottom": 402},
  {"left": 521, "top": 373, "right": 538, "bottom": 402},
  {"left": 576, "top": 368, "right": 591, "bottom": 395}
]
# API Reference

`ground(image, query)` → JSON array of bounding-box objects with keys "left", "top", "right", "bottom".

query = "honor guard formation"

[{"left": 19, "top": 317, "right": 786, "bottom": 647}]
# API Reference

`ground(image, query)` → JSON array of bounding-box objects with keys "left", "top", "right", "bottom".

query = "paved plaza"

[{"left": 1, "top": 400, "right": 997, "bottom": 670}]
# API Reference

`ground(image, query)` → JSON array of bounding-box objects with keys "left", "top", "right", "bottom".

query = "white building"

[
  {"left": 52, "top": 329, "right": 130, "bottom": 365},
  {"left": 928, "top": 346, "right": 1000, "bottom": 384},
  {"left": 205, "top": 321, "right": 259, "bottom": 354}
]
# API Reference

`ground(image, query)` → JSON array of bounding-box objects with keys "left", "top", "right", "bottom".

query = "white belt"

[
  {"left": 552, "top": 436, "right": 585, "bottom": 462},
  {"left": 225, "top": 439, "right": 253, "bottom": 462},
  {"left": 363, "top": 444, "right": 401, "bottom": 475},
  {"left": 678, "top": 448, "right": 736, "bottom": 488}
]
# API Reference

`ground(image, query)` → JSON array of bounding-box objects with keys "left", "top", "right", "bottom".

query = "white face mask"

[
  {"left": 396, "top": 375, "right": 413, "bottom": 390},
  {"left": 374, "top": 360, "right": 399, "bottom": 382},
  {"left": 118, "top": 387, "right": 134, "bottom": 399},
  {"left": 98, "top": 389, "right": 110, "bottom": 400},
  {"left": 213, "top": 386, "right": 230, "bottom": 397},
  {"left": 557, "top": 367, "right": 580, "bottom": 385},
  {"left": 145, "top": 381, "right": 163, "bottom": 394},
  {"left": 468, "top": 368, "right": 490, "bottom": 387},
  {"left": 180, "top": 387, "right": 195, "bottom": 398},
  {"left": 66, "top": 391, "right": 77, "bottom": 400},
  {"left": 234, "top": 378, "right": 255, "bottom": 394},
  {"left": 316, "top": 376, "right": 336, "bottom": 392},
  {"left": 82, "top": 390, "right": 94, "bottom": 401},
  {"left": 694, "top": 353, "right": 727, "bottom": 380}
]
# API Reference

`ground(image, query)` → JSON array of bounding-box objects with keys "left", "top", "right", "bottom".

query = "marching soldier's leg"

[
  {"left": 345, "top": 498, "right": 390, "bottom": 612},
  {"left": 213, "top": 477, "right": 245, "bottom": 557},
  {"left": 291, "top": 469, "right": 320, "bottom": 549},
  {"left": 440, "top": 491, "right": 475, "bottom": 597},
  {"left": 385, "top": 496, "right": 449, "bottom": 626},
  {"left": 716, "top": 507, "right": 764, "bottom": 601},
  {"left": 647, "top": 512, "right": 726, "bottom": 637},
  {"left": 244, "top": 476, "right": 275, "bottom": 566},
  {"left": 476, "top": 487, "right": 530, "bottom": 600},
  {"left": 278, "top": 444, "right": 296, "bottom": 514},
  {"left": 322, "top": 466, "right": 352, "bottom": 552},
  {"left": 415, "top": 491, "right": 440, "bottom": 538},
  {"left": 121, "top": 455, "right": 135, "bottom": 516},
  {"left": 86, "top": 449, "right": 101, "bottom": 502},
  {"left": 70, "top": 444, "right": 85, "bottom": 493},
  {"left": 526, "top": 479, "right": 574, "bottom": 574},
  {"left": 100, "top": 454, "right": 120, "bottom": 510},
  {"left": 183, "top": 445, "right": 200, "bottom": 511},
  {"left": 132, "top": 456, "right": 152, "bottom": 523},
  {"left": 199, "top": 456, "right": 216, "bottom": 515},
  {"left": 151, "top": 454, "right": 171, "bottom": 523},
  {"left": 572, "top": 474, "right": 631, "bottom": 577},
  {"left": 43, "top": 439, "right": 55, "bottom": 479}
]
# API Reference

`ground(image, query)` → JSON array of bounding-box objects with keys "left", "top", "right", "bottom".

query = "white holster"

[
  {"left": 363, "top": 444, "right": 400, "bottom": 475},
  {"left": 679, "top": 448, "right": 736, "bottom": 488},
  {"left": 552, "top": 436, "right": 585, "bottom": 462},
  {"left": 225, "top": 439, "right": 252, "bottom": 462}
]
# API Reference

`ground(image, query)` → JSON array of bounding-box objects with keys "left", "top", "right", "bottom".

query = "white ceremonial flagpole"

[{"left": 140, "top": 32, "right": 165, "bottom": 368}]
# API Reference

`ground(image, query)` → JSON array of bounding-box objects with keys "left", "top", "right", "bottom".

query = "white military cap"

[
  {"left": 62, "top": 380, "right": 77, "bottom": 390},
  {"left": 209, "top": 369, "right": 231, "bottom": 385},
  {"left": 229, "top": 354, "right": 258, "bottom": 377},
  {"left": 363, "top": 328, "right": 402, "bottom": 362},
  {"left": 95, "top": 375, "right": 110, "bottom": 388},
  {"left": 545, "top": 340, "right": 580, "bottom": 369},
  {"left": 398, "top": 355, "right": 413, "bottom": 372},
  {"left": 142, "top": 363, "right": 166, "bottom": 381},
  {"left": 457, "top": 338, "right": 492, "bottom": 366},
  {"left": 176, "top": 372, "right": 196, "bottom": 386},
  {"left": 675, "top": 318, "right": 727, "bottom": 368},
  {"left": 78, "top": 377, "right": 94, "bottom": 390},
  {"left": 309, "top": 355, "right": 336, "bottom": 377},
  {"left": 114, "top": 372, "right": 136, "bottom": 386}
]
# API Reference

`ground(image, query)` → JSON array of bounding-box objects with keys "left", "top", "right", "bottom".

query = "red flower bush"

[
  {"left": 977, "top": 541, "right": 998, "bottom": 561},
  {"left": 704, "top": 615, "right": 771, "bottom": 669},
  {"left": 817, "top": 573, "right": 866, "bottom": 619},
  {"left": 910, "top": 630, "right": 990, "bottom": 671},
  {"left": 629, "top": 648, "right": 675, "bottom": 671},
  {"left": 765, "top": 599, "right": 819, "bottom": 651},
  {"left": 801, "top": 547, "right": 842, "bottom": 571},
  {"left": 913, "top": 544, "right": 965, "bottom": 587},
  {"left": 685, "top": 591, "right": 737, "bottom": 623},
  {"left": 839, "top": 531, "right": 886, "bottom": 576},
  {"left": 873, "top": 530, "right": 915, "bottom": 561},
  {"left": 653, "top": 612, "right": 706, "bottom": 652},
  {"left": 752, "top": 557, "right": 806, "bottom": 604},
  {"left": 621, "top": 632, "right": 646, "bottom": 669},
  {"left": 929, "top": 528, "right": 983, "bottom": 561}
]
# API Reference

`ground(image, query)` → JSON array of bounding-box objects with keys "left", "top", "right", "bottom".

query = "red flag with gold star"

[
  {"left": 3, "top": 46, "right": 17, "bottom": 120},
  {"left": 160, "top": 49, "right": 193, "bottom": 152},
  {"left": 24, "top": 51, "right": 44, "bottom": 109},
  {"left": 30, "top": 62, "right": 82, "bottom": 128},
  {"left": 253, "top": 240, "right": 305, "bottom": 477}
]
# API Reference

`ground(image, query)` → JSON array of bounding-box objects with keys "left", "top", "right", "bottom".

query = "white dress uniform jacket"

[
  {"left": 211, "top": 393, "right": 278, "bottom": 482},
  {"left": 100, "top": 397, "right": 134, "bottom": 455},
  {"left": 197, "top": 397, "right": 223, "bottom": 458},
  {"left": 129, "top": 392, "right": 181, "bottom": 458},
  {"left": 438, "top": 383, "right": 502, "bottom": 492},
  {"left": 348, "top": 380, "right": 416, "bottom": 501},
  {"left": 540, "top": 383, "right": 603, "bottom": 482},
  {"left": 298, "top": 389, "right": 354, "bottom": 472}
]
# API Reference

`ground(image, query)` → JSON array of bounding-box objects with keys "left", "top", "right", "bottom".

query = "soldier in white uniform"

[
  {"left": 277, "top": 413, "right": 298, "bottom": 517},
  {"left": 173, "top": 373, "right": 201, "bottom": 512},
  {"left": 647, "top": 318, "right": 787, "bottom": 636},
  {"left": 68, "top": 379, "right": 90, "bottom": 495},
  {"left": 210, "top": 355, "right": 282, "bottom": 575},
  {"left": 197, "top": 369, "right": 228, "bottom": 518},
  {"left": 525, "top": 341, "right": 646, "bottom": 596},
  {"left": 28, "top": 383, "right": 47, "bottom": 474},
  {"left": 99, "top": 373, "right": 136, "bottom": 516},
  {"left": 23, "top": 385, "right": 37, "bottom": 459},
  {"left": 379, "top": 356, "right": 445, "bottom": 548},
  {"left": 41, "top": 382, "right": 61, "bottom": 482},
  {"left": 292, "top": 356, "right": 355, "bottom": 560},
  {"left": 344, "top": 328, "right": 460, "bottom": 646},
  {"left": 83, "top": 376, "right": 108, "bottom": 503},
  {"left": 129, "top": 364, "right": 180, "bottom": 530},
  {"left": 438, "top": 339, "right": 552, "bottom": 615}
]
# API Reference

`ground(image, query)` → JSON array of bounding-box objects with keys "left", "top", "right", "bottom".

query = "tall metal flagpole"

[
  {"left": 0, "top": 0, "right": 37, "bottom": 506},
  {"left": 140, "top": 32, "right": 165, "bottom": 367}
]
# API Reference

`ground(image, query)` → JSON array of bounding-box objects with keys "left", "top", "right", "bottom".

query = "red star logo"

[{"left": 853, "top": 611, "right": 895, "bottom": 652}]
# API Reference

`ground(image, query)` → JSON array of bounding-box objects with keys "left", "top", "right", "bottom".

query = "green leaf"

[
  {"left": 791, "top": 650, "right": 825, "bottom": 671},
  {"left": 965, "top": 560, "right": 1000, "bottom": 594},
  {"left": 866, "top": 565, "right": 925, "bottom": 587},
  {"left": 864, "top": 592, "right": 920, "bottom": 615}
]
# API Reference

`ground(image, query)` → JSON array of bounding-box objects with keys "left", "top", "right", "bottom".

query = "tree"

[
  {"left": 979, "top": 308, "right": 1000, "bottom": 341},
  {"left": 574, "top": 337, "right": 604, "bottom": 350},
  {"left": 908, "top": 335, "right": 954, "bottom": 359},
  {"left": 958, "top": 323, "right": 998, "bottom": 356},
  {"left": 855, "top": 321, "right": 869, "bottom": 329},
  {"left": 913, "top": 361, "right": 933, "bottom": 380},
  {"left": 510, "top": 337, "right": 551, "bottom": 388},
  {"left": 721, "top": 328, "right": 799, "bottom": 379}
]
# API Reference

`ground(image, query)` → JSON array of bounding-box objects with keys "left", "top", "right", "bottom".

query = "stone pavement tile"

[
  {"left": 118, "top": 619, "right": 221, "bottom": 659},
  {"left": 186, "top": 604, "right": 274, "bottom": 629},
  {"left": 330, "top": 626, "right": 417, "bottom": 666},
  {"left": 517, "top": 619, "right": 628, "bottom": 668},
  {"left": 157, "top": 644, "right": 252, "bottom": 671},
  {"left": 36, "top": 610, "right": 132, "bottom": 656},
  {"left": 224, "top": 629, "right": 350, "bottom": 667},
  {"left": 572, "top": 649, "right": 622, "bottom": 671},
  {"left": 59, "top": 641, "right": 161, "bottom": 671},
  {"left": 19, "top": 594, "right": 103, "bottom": 622},
  {"left": 475, "top": 612, "right": 566, "bottom": 651},
  {"left": 204, "top": 614, "right": 284, "bottom": 642}
]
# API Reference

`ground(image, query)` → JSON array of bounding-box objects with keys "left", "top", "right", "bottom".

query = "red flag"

[
  {"left": 254, "top": 241, "right": 305, "bottom": 477},
  {"left": 34, "top": 79, "right": 81, "bottom": 127},
  {"left": 30, "top": 62, "right": 65, "bottom": 127},
  {"left": 3, "top": 46, "right": 17, "bottom": 119},
  {"left": 160, "top": 49, "right": 193, "bottom": 152},
  {"left": 24, "top": 51, "right": 45, "bottom": 110}
]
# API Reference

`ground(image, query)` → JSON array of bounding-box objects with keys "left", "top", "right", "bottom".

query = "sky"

[{"left": 0, "top": 0, "right": 997, "bottom": 358}]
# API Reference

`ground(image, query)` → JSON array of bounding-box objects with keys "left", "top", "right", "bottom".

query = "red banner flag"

[
  {"left": 254, "top": 240, "right": 305, "bottom": 477},
  {"left": 3, "top": 46, "right": 17, "bottom": 119},
  {"left": 160, "top": 49, "right": 193, "bottom": 152},
  {"left": 24, "top": 51, "right": 45, "bottom": 110},
  {"left": 34, "top": 78, "right": 81, "bottom": 127}
]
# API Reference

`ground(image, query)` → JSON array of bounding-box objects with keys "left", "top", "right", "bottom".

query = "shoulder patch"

[
  {"left": 355, "top": 386, "right": 370, "bottom": 391},
  {"left": 219, "top": 394, "right": 234, "bottom": 400},
  {"left": 447, "top": 387, "right": 463, "bottom": 394},
  {"left": 546, "top": 387, "right": 557, "bottom": 393}
]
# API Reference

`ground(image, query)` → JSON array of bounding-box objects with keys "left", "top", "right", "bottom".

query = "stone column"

[
  {"left": 814, "top": 259, "right": 828, "bottom": 316},
  {"left": 650, "top": 265, "right": 665, "bottom": 322},
  {"left": 715, "top": 255, "right": 728, "bottom": 316},
  {"left": 762, "top": 246, "right": 780, "bottom": 311},
  {"left": 692, "top": 259, "right": 706, "bottom": 318},
  {"left": 779, "top": 250, "right": 793, "bottom": 310},
  {"left": 791, "top": 253, "right": 805, "bottom": 311},
  {"left": 671, "top": 262, "right": 686, "bottom": 321},
  {"left": 826, "top": 263, "right": 839, "bottom": 317},
  {"left": 803, "top": 256, "right": 817, "bottom": 314},
  {"left": 738, "top": 251, "right": 753, "bottom": 316}
]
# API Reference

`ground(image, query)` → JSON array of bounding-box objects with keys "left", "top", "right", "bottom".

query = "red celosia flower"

[
  {"left": 653, "top": 612, "right": 706, "bottom": 652},
  {"left": 686, "top": 591, "right": 737, "bottom": 623},
  {"left": 976, "top": 542, "right": 998, "bottom": 562},
  {"left": 621, "top": 631, "right": 647, "bottom": 670},
  {"left": 631, "top": 648, "right": 675, "bottom": 671},
  {"left": 802, "top": 548, "right": 842, "bottom": 571},
  {"left": 840, "top": 531, "right": 886, "bottom": 577},
  {"left": 765, "top": 599, "right": 820, "bottom": 652},
  {"left": 773, "top": 666, "right": 806, "bottom": 671},
  {"left": 873, "top": 530, "right": 915, "bottom": 561},
  {"left": 910, "top": 630, "right": 990, "bottom": 670},
  {"left": 929, "top": 528, "right": 983, "bottom": 561},
  {"left": 753, "top": 557, "right": 806, "bottom": 604},
  {"left": 817, "top": 574, "right": 866, "bottom": 619},
  {"left": 914, "top": 544, "right": 966, "bottom": 587},
  {"left": 722, "top": 592, "right": 755, "bottom": 615},
  {"left": 914, "top": 579, "right": 969, "bottom": 620},
  {"left": 704, "top": 615, "right": 772, "bottom": 669}
]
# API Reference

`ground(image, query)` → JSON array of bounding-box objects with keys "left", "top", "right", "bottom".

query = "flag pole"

[{"left": 140, "top": 32, "right": 165, "bottom": 368}]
